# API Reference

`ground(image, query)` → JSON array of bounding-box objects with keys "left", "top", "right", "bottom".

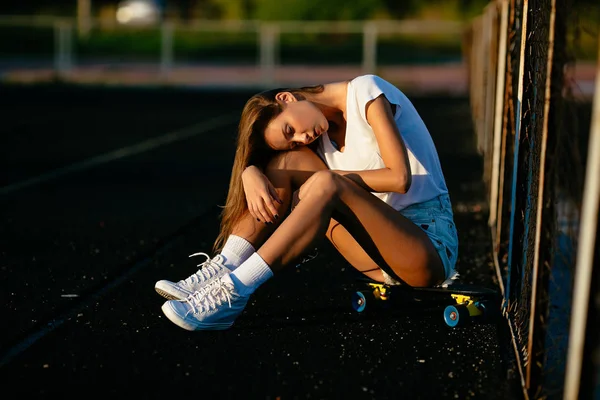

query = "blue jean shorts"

[{"left": 398, "top": 194, "right": 459, "bottom": 281}]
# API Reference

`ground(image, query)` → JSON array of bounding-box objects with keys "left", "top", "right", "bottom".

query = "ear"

[{"left": 275, "top": 91, "right": 297, "bottom": 104}]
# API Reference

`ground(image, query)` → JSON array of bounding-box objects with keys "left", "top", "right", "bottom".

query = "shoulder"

[
  {"left": 349, "top": 75, "right": 403, "bottom": 98},
  {"left": 349, "top": 75, "right": 402, "bottom": 105},
  {"left": 346, "top": 75, "right": 409, "bottom": 122},
  {"left": 350, "top": 74, "right": 391, "bottom": 87}
]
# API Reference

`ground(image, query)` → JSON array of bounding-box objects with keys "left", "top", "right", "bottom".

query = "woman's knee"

[
  {"left": 299, "top": 170, "right": 339, "bottom": 200},
  {"left": 266, "top": 147, "right": 327, "bottom": 188},
  {"left": 266, "top": 146, "right": 324, "bottom": 172}
]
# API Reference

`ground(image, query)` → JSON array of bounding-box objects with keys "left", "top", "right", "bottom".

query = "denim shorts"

[{"left": 398, "top": 194, "right": 459, "bottom": 281}]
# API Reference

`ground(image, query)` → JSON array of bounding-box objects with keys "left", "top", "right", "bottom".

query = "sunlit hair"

[{"left": 213, "top": 84, "right": 324, "bottom": 253}]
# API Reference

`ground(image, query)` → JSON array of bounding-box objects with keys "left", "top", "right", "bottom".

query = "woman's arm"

[
  {"left": 334, "top": 95, "right": 412, "bottom": 194},
  {"left": 242, "top": 165, "right": 283, "bottom": 223}
]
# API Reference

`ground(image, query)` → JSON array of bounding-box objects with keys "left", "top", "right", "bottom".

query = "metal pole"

[
  {"left": 260, "top": 23, "right": 277, "bottom": 87},
  {"left": 504, "top": 1, "right": 530, "bottom": 395},
  {"left": 54, "top": 20, "right": 73, "bottom": 76},
  {"left": 488, "top": 0, "right": 508, "bottom": 294},
  {"left": 527, "top": 0, "right": 556, "bottom": 392},
  {"left": 563, "top": 32, "right": 600, "bottom": 400},
  {"left": 506, "top": 0, "right": 529, "bottom": 313},
  {"left": 161, "top": 21, "right": 174, "bottom": 76},
  {"left": 362, "top": 22, "right": 377, "bottom": 75},
  {"left": 489, "top": 0, "right": 509, "bottom": 234},
  {"left": 481, "top": 5, "right": 495, "bottom": 156}
]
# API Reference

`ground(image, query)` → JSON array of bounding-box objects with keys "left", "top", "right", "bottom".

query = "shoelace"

[
  {"left": 185, "top": 278, "right": 233, "bottom": 314},
  {"left": 179, "top": 252, "right": 226, "bottom": 286}
]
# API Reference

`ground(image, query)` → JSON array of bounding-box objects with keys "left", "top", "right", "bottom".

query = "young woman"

[{"left": 155, "top": 74, "right": 459, "bottom": 331}]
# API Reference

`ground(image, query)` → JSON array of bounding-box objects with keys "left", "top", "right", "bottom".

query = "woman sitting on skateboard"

[{"left": 155, "top": 74, "right": 459, "bottom": 331}]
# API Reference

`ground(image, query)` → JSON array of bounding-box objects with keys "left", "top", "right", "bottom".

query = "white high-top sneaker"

[
  {"left": 155, "top": 253, "right": 230, "bottom": 300},
  {"left": 161, "top": 274, "right": 249, "bottom": 331}
]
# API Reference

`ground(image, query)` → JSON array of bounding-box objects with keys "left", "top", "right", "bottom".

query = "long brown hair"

[{"left": 213, "top": 84, "right": 324, "bottom": 253}]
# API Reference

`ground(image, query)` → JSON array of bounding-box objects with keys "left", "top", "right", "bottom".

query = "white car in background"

[{"left": 116, "top": 0, "right": 161, "bottom": 25}]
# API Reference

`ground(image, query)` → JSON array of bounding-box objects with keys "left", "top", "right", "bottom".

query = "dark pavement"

[{"left": 0, "top": 84, "right": 523, "bottom": 399}]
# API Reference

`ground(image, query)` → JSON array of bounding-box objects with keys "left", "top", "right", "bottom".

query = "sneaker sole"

[
  {"left": 154, "top": 280, "right": 192, "bottom": 300},
  {"left": 155, "top": 287, "right": 184, "bottom": 300},
  {"left": 154, "top": 272, "right": 229, "bottom": 301},
  {"left": 161, "top": 302, "right": 233, "bottom": 331}
]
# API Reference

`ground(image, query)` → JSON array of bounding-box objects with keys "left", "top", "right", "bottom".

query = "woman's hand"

[{"left": 242, "top": 166, "right": 283, "bottom": 223}]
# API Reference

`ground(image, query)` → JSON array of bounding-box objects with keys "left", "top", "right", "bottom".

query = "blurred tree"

[
  {"left": 179, "top": 0, "right": 222, "bottom": 19},
  {"left": 4, "top": 0, "right": 594, "bottom": 22},
  {"left": 210, "top": 0, "right": 251, "bottom": 20},
  {"left": 251, "top": 0, "right": 386, "bottom": 21},
  {"left": 379, "top": 0, "right": 421, "bottom": 19}
]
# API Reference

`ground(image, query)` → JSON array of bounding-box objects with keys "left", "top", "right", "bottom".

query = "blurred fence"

[
  {"left": 0, "top": 16, "right": 464, "bottom": 87},
  {"left": 467, "top": 0, "right": 599, "bottom": 398}
]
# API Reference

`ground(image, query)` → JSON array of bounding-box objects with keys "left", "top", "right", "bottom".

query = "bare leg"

[
  {"left": 228, "top": 146, "right": 444, "bottom": 287},
  {"left": 256, "top": 169, "right": 445, "bottom": 287},
  {"left": 230, "top": 147, "right": 328, "bottom": 249},
  {"left": 261, "top": 148, "right": 387, "bottom": 282},
  {"left": 325, "top": 218, "right": 385, "bottom": 282}
]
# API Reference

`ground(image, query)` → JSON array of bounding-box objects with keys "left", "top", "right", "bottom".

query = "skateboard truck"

[
  {"left": 352, "top": 282, "right": 496, "bottom": 328},
  {"left": 443, "top": 294, "right": 486, "bottom": 327}
]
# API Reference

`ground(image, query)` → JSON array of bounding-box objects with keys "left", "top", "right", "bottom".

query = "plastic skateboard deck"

[{"left": 351, "top": 279, "right": 502, "bottom": 327}]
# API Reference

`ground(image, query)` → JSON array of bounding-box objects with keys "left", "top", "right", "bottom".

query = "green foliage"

[
  {"left": 251, "top": 0, "right": 386, "bottom": 21},
  {"left": 379, "top": 0, "right": 421, "bottom": 19},
  {"left": 210, "top": 0, "right": 251, "bottom": 20},
  {"left": 409, "top": 0, "right": 490, "bottom": 21},
  {"left": 569, "top": 1, "right": 600, "bottom": 61},
  {"left": 277, "top": 32, "right": 461, "bottom": 65},
  {"left": 76, "top": 27, "right": 162, "bottom": 60},
  {"left": 64, "top": 26, "right": 460, "bottom": 64}
]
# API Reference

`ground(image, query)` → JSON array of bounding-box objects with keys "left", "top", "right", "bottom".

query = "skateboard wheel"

[
  {"left": 351, "top": 291, "right": 368, "bottom": 313},
  {"left": 443, "top": 304, "right": 470, "bottom": 327}
]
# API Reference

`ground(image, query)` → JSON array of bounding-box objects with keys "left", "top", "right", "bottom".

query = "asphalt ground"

[{"left": 0, "top": 83, "right": 523, "bottom": 399}]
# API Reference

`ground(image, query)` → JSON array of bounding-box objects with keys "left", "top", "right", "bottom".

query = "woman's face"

[{"left": 264, "top": 96, "right": 329, "bottom": 151}]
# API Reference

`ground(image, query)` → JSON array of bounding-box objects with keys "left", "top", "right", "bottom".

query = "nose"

[{"left": 297, "top": 132, "right": 312, "bottom": 144}]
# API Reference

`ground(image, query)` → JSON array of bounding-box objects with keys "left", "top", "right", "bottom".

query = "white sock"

[
  {"left": 219, "top": 235, "right": 255, "bottom": 270},
  {"left": 228, "top": 252, "right": 273, "bottom": 296}
]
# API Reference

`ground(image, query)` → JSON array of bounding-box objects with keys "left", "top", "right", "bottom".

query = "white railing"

[{"left": 0, "top": 16, "right": 464, "bottom": 86}]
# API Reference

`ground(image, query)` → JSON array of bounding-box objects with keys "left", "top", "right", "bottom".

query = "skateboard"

[{"left": 351, "top": 279, "right": 501, "bottom": 328}]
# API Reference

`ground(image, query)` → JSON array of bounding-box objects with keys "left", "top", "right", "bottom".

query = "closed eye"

[
  {"left": 285, "top": 124, "right": 294, "bottom": 136},
  {"left": 285, "top": 124, "right": 296, "bottom": 149}
]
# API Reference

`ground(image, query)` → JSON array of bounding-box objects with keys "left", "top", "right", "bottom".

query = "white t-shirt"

[{"left": 316, "top": 74, "right": 448, "bottom": 210}]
